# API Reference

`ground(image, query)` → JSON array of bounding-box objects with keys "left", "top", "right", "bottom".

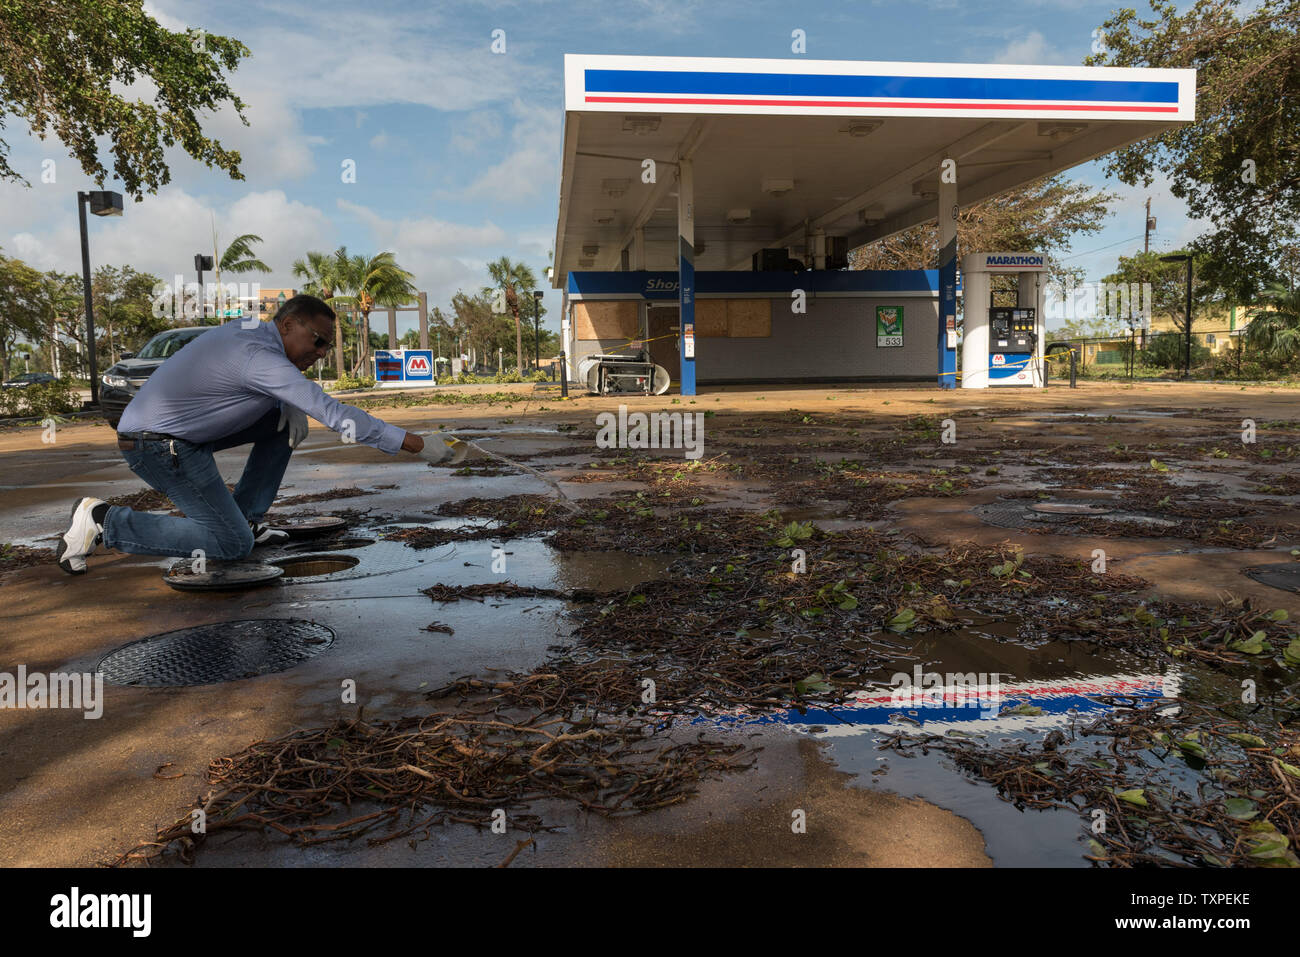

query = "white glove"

[
  {"left": 416, "top": 434, "right": 470, "bottom": 466},
  {"left": 278, "top": 404, "right": 309, "bottom": 449}
]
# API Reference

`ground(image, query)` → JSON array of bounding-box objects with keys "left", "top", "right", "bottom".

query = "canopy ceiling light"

[
  {"left": 761, "top": 178, "right": 795, "bottom": 196},
  {"left": 622, "top": 116, "right": 661, "bottom": 135}
]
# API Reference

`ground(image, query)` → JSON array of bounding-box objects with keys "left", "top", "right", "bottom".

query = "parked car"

[
  {"left": 100, "top": 326, "right": 213, "bottom": 428},
  {"left": 2, "top": 372, "right": 57, "bottom": 388}
]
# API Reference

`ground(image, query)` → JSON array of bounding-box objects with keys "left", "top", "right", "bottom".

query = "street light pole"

[
  {"left": 532, "top": 291, "right": 543, "bottom": 372},
  {"left": 76, "top": 190, "right": 123, "bottom": 406}
]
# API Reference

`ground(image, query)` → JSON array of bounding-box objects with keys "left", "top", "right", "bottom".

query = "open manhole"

[
  {"left": 273, "top": 554, "right": 360, "bottom": 579},
  {"left": 98, "top": 618, "right": 334, "bottom": 687},
  {"left": 268, "top": 515, "right": 348, "bottom": 539},
  {"left": 164, "top": 559, "right": 284, "bottom": 592},
  {"left": 1243, "top": 564, "right": 1300, "bottom": 594},
  {"left": 283, "top": 537, "right": 375, "bottom": 552}
]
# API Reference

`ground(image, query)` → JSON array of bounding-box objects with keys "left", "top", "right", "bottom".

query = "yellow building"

[{"left": 257, "top": 289, "right": 298, "bottom": 319}]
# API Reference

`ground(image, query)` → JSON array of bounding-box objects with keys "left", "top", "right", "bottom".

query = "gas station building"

[{"left": 550, "top": 54, "right": 1195, "bottom": 392}]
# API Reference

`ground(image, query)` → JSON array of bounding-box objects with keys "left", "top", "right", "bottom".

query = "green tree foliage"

[
  {"left": 0, "top": 251, "right": 46, "bottom": 381},
  {"left": 217, "top": 233, "right": 271, "bottom": 276},
  {"left": 852, "top": 175, "right": 1117, "bottom": 288},
  {"left": 0, "top": 0, "right": 251, "bottom": 197},
  {"left": 1243, "top": 281, "right": 1300, "bottom": 365},
  {"left": 486, "top": 256, "right": 539, "bottom": 372},
  {"left": 1087, "top": 0, "right": 1300, "bottom": 300},
  {"left": 332, "top": 250, "right": 417, "bottom": 372},
  {"left": 92, "top": 264, "right": 167, "bottom": 364},
  {"left": 1101, "top": 249, "right": 1219, "bottom": 334},
  {"left": 1143, "top": 330, "right": 1211, "bottom": 369}
]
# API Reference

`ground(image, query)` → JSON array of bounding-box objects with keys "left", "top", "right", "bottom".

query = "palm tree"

[
  {"left": 1243, "top": 282, "right": 1300, "bottom": 365},
  {"left": 219, "top": 234, "right": 272, "bottom": 276},
  {"left": 486, "top": 256, "right": 537, "bottom": 373},
  {"left": 292, "top": 249, "right": 347, "bottom": 370},
  {"left": 332, "top": 251, "right": 417, "bottom": 373}
]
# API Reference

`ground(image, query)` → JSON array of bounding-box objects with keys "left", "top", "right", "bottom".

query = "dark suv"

[{"left": 100, "top": 326, "right": 212, "bottom": 428}]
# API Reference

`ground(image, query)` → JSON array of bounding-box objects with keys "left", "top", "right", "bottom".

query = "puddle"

[{"left": 674, "top": 620, "right": 1262, "bottom": 866}]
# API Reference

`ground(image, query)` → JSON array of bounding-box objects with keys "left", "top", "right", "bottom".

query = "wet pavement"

[{"left": 2, "top": 380, "right": 1299, "bottom": 867}]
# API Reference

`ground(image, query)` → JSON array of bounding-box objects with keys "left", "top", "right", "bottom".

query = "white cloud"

[
  {"left": 3, "top": 187, "right": 334, "bottom": 290},
  {"left": 993, "top": 31, "right": 1064, "bottom": 65},
  {"left": 449, "top": 110, "right": 506, "bottom": 154},
  {"left": 445, "top": 98, "right": 561, "bottom": 203}
]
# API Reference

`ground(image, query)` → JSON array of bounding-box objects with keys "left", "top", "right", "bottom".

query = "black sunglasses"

[{"left": 298, "top": 317, "right": 330, "bottom": 349}]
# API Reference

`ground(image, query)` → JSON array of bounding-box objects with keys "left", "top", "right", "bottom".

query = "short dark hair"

[{"left": 276, "top": 294, "right": 335, "bottom": 327}]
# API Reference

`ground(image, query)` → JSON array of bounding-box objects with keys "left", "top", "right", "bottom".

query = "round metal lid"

[
  {"left": 267, "top": 515, "right": 349, "bottom": 539},
  {"left": 163, "top": 559, "right": 284, "bottom": 592},
  {"left": 98, "top": 618, "right": 334, "bottom": 686},
  {"left": 1029, "top": 502, "right": 1115, "bottom": 516}
]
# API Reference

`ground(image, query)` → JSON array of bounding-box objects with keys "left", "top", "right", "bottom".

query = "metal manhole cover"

[
  {"left": 1030, "top": 502, "right": 1114, "bottom": 516},
  {"left": 974, "top": 499, "right": 1163, "bottom": 531},
  {"left": 164, "top": 559, "right": 284, "bottom": 591},
  {"left": 1243, "top": 564, "right": 1300, "bottom": 594},
  {"left": 268, "top": 515, "right": 348, "bottom": 539},
  {"left": 98, "top": 619, "right": 335, "bottom": 686},
  {"left": 284, "top": 537, "right": 375, "bottom": 552}
]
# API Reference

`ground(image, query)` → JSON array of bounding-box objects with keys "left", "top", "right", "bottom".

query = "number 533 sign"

[{"left": 876, "top": 306, "right": 903, "bottom": 348}]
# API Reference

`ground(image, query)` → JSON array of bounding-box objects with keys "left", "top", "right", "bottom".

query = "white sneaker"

[
  {"left": 250, "top": 522, "right": 289, "bottom": 547},
  {"left": 56, "top": 497, "right": 105, "bottom": 575}
]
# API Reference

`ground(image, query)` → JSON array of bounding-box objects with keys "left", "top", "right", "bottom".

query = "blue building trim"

[
  {"left": 583, "top": 70, "right": 1180, "bottom": 105},
  {"left": 568, "top": 270, "right": 944, "bottom": 299}
]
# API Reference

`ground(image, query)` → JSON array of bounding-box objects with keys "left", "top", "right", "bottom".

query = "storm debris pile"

[{"left": 115, "top": 708, "right": 750, "bottom": 866}]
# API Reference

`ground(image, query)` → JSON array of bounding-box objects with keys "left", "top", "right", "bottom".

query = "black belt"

[{"left": 117, "top": 430, "right": 184, "bottom": 442}]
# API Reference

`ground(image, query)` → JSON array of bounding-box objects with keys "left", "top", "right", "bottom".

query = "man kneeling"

[{"left": 56, "top": 294, "right": 463, "bottom": 574}]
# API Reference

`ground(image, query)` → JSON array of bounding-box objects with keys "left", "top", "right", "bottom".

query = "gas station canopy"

[{"left": 552, "top": 54, "right": 1196, "bottom": 282}]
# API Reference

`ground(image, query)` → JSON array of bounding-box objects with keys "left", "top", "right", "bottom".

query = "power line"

[{"left": 1058, "top": 234, "right": 1148, "bottom": 262}]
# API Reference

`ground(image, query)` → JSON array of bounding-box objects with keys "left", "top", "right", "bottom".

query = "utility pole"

[{"left": 1144, "top": 198, "right": 1152, "bottom": 254}]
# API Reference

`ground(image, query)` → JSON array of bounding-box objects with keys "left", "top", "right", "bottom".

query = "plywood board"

[
  {"left": 574, "top": 300, "right": 638, "bottom": 341},
  {"left": 694, "top": 300, "right": 728, "bottom": 337},
  {"left": 727, "top": 299, "right": 772, "bottom": 337}
]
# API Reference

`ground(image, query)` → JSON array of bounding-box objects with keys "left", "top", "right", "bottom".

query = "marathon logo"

[{"left": 986, "top": 255, "right": 1045, "bottom": 268}]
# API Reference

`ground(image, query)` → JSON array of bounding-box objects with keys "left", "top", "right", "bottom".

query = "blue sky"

[{"left": 0, "top": 0, "right": 1198, "bottom": 340}]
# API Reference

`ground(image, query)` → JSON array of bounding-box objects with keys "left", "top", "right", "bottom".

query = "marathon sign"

[
  {"left": 374, "top": 349, "right": 438, "bottom": 388},
  {"left": 982, "top": 253, "right": 1046, "bottom": 270}
]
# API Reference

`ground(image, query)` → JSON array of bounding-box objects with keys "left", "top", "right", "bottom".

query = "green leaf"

[
  {"left": 795, "top": 673, "right": 831, "bottom": 695},
  {"left": 886, "top": 608, "right": 916, "bottom": 633},
  {"left": 1115, "top": 788, "right": 1148, "bottom": 808},
  {"left": 1284, "top": 639, "right": 1300, "bottom": 665},
  {"left": 1228, "top": 733, "right": 1267, "bottom": 748},
  {"left": 1224, "top": 798, "right": 1258, "bottom": 821},
  {"left": 1000, "top": 703, "right": 1044, "bottom": 716}
]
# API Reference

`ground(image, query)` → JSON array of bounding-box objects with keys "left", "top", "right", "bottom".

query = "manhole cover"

[
  {"left": 974, "top": 499, "right": 1171, "bottom": 531},
  {"left": 98, "top": 619, "right": 334, "bottom": 686},
  {"left": 1030, "top": 502, "right": 1114, "bottom": 516},
  {"left": 163, "top": 559, "right": 284, "bottom": 592},
  {"left": 1243, "top": 564, "right": 1300, "bottom": 594},
  {"left": 274, "top": 554, "right": 361, "bottom": 579},
  {"left": 268, "top": 515, "right": 348, "bottom": 539},
  {"left": 284, "top": 537, "right": 375, "bottom": 552}
]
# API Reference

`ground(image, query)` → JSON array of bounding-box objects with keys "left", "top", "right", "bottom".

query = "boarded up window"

[
  {"left": 727, "top": 299, "right": 772, "bottom": 337},
  {"left": 694, "top": 300, "right": 728, "bottom": 337},
  {"left": 574, "top": 300, "right": 638, "bottom": 341}
]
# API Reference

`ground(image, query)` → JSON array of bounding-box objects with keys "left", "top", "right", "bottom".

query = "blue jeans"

[{"left": 103, "top": 408, "right": 293, "bottom": 560}]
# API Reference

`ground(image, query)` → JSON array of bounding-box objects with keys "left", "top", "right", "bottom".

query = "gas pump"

[
  {"left": 959, "top": 253, "right": 1047, "bottom": 389},
  {"left": 988, "top": 306, "right": 1037, "bottom": 384}
]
